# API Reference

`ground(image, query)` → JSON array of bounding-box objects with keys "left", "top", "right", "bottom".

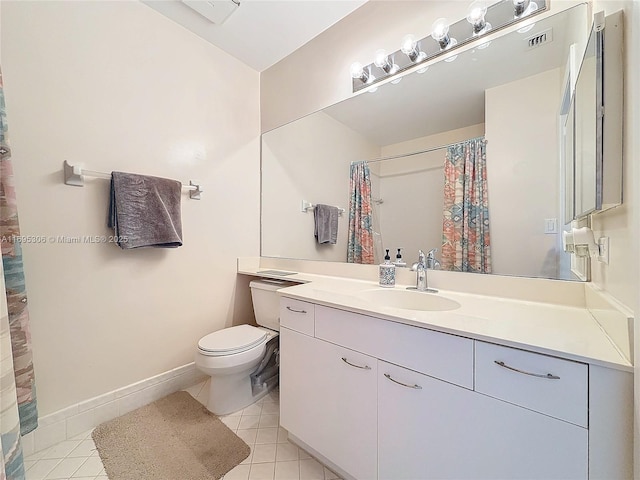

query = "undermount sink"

[{"left": 356, "top": 288, "right": 461, "bottom": 312}]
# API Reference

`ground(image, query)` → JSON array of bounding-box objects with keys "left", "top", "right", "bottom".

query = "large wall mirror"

[{"left": 262, "top": 3, "right": 592, "bottom": 281}]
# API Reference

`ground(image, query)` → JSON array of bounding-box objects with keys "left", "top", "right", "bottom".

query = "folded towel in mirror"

[
  {"left": 314, "top": 204, "right": 339, "bottom": 245},
  {"left": 108, "top": 172, "right": 183, "bottom": 249}
]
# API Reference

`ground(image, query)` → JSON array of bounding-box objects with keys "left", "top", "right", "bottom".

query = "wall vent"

[{"left": 525, "top": 28, "right": 553, "bottom": 49}]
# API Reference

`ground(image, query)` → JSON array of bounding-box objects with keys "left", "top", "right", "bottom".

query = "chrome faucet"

[
  {"left": 426, "top": 248, "right": 441, "bottom": 270},
  {"left": 415, "top": 250, "right": 428, "bottom": 291},
  {"left": 410, "top": 250, "right": 438, "bottom": 293}
]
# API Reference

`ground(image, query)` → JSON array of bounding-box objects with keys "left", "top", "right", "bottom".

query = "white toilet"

[{"left": 195, "top": 279, "right": 288, "bottom": 415}]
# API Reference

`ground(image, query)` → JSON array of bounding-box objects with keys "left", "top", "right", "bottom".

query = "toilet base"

[{"left": 205, "top": 369, "right": 277, "bottom": 415}]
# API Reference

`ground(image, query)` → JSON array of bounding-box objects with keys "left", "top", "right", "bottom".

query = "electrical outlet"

[{"left": 597, "top": 237, "right": 610, "bottom": 264}]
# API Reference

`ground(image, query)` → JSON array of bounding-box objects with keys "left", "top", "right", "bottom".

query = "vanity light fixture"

[
  {"left": 350, "top": 0, "right": 547, "bottom": 93},
  {"left": 431, "top": 18, "right": 457, "bottom": 50},
  {"left": 513, "top": 0, "right": 538, "bottom": 18},
  {"left": 467, "top": 1, "right": 491, "bottom": 35}
]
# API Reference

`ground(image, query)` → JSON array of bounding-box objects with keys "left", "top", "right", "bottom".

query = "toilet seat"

[{"left": 198, "top": 324, "right": 268, "bottom": 356}]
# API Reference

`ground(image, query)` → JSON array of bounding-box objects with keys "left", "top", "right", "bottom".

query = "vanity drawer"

[
  {"left": 315, "top": 305, "right": 473, "bottom": 389},
  {"left": 280, "top": 298, "right": 315, "bottom": 336},
  {"left": 475, "top": 341, "right": 588, "bottom": 427}
]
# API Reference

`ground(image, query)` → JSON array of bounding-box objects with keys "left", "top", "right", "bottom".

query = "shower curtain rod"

[{"left": 352, "top": 136, "right": 487, "bottom": 165}]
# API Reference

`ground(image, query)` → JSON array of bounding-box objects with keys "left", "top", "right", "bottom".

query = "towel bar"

[
  {"left": 301, "top": 200, "right": 345, "bottom": 216},
  {"left": 63, "top": 160, "right": 203, "bottom": 200}
]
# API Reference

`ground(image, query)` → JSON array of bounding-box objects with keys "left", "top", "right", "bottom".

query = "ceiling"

[{"left": 142, "top": 0, "right": 367, "bottom": 72}]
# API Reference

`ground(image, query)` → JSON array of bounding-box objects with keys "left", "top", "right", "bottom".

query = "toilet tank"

[{"left": 250, "top": 279, "right": 297, "bottom": 331}]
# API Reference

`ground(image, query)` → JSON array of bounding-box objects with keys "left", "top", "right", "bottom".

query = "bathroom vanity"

[{"left": 266, "top": 276, "right": 633, "bottom": 480}]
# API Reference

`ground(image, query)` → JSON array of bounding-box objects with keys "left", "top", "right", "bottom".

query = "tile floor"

[{"left": 23, "top": 380, "right": 340, "bottom": 480}]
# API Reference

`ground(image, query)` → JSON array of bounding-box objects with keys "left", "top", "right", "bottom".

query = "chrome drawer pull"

[
  {"left": 384, "top": 373, "right": 422, "bottom": 390},
  {"left": 286, "top": 306, "right": 307, "bottom": 314},
  {"left": 494, "top": 361, "right": 560, "bottom": 380},
  {"left": 341, "top": 357, "right": 371, "bottom": 370}
]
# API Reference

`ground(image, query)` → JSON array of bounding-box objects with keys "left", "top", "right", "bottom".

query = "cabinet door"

[
  {"left": 280, "top": 327, "right": 377, "bottom": 480},
  {"left": 378, "top": 361, "right": 587, "bottom": 480}
]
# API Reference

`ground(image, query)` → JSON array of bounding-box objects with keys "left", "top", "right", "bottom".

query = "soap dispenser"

[
  {"left": 379, "top": 249, "right": 396, "bottom": 288},
  {"left": 394, "top": 248, "right": 406, "bottom": 267}
]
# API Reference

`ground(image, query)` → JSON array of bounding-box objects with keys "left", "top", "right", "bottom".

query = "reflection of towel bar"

[
  {"left": 63, "top": 160, "right": 203, "bottom": 200},
  {"left": 301, "top": 200, "right": 345, "bottom": 216}
]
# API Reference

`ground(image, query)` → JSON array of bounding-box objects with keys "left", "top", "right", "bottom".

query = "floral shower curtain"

[
  {"left": 347, "top": 161, "right": 374, "bottom": 264},
  {"left": 442, "top": 137, "right": 492, "bottom": 273},
  {"left": 1, "top": 68, "right": 38, "bottom": 480}
]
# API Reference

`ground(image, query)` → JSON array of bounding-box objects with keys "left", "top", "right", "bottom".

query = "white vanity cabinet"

[
  {"left": 279, "top": 298, "right": 627, "bottom": 480},
  {"left": 280, "top": 326, "right": 378, "bottom": 480},
  {"left": 378, "top": 360, "right": 587, "bottom": 479}
]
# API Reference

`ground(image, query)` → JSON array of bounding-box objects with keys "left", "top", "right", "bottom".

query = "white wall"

[
  {"left": 485, "top": 68, "right": 563, "bottom": 279},
  {"left": 1, "top": 1, "right": 260, "bottom": 415},
  {"left": 262, "top": 111, "right": 379, "bottom": 262}
]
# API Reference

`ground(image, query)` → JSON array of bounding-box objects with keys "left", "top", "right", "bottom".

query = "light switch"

[
  {"left": 597, "top": 237, "right": 610, "bottom": 264},
  {"left": 544, "top": 218, "right": 558, "bottom": 234}
]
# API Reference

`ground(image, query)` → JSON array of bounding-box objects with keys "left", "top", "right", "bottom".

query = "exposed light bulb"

[
  {"left": 467, "top": 1, "right": 491, "bottom": 35},
  {"left": 374, "top": 49, "right": 390, "bottom": 69},
  {"left": 350, "top": 62, "right": 371, "bottom": 83},
  {"left": 431, "top": 18, "right": 457, "bottom": 50},
  {"left": 350, "top": 62, "right": 364, "bottom": 79},
  {"left": 373, "top": 48, "right": 399, "bottom": 76},
  {"left": 431, "top": 18, "right": 449, "bottom": 41},
  {"left": 400, "top": 34, "right": 427, "bottom": 63},
  {"left": 400, "top": 34, "right": 417, "bottom": 55}
]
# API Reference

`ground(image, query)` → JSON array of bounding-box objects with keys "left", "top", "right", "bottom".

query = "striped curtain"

[
  {"left": 442, "top": 137, "right": 492, "bottom": 273},
  {"left": 1, "top": 68, "right": 38, "bottom": 480},
  {"left": 347, "top": 162, "right": 374, "bottom": 264}
]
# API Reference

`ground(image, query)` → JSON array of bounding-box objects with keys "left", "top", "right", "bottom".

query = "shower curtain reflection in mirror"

[
  {"left": 442, "top": 137, "right": 492, "bottom": 273},
  {"left": 347, "top": 161, "right": 375, "bottom": 264}
]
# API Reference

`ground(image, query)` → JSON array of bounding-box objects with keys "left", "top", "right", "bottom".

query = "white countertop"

[{"left": 239, "top": 267, "right": 632, "bottom": 372}]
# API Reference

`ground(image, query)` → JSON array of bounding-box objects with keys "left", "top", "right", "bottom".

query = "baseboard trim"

[{"left": 21, "top": 363, "right": 207, "bottom": 455}]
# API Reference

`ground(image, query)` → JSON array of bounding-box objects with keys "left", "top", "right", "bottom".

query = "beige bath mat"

[{"left": 92, "top": 391, "right": 250, "bottom": 480}]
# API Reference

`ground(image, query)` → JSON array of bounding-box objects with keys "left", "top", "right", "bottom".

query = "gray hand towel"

[
  {"left": 314, "top": 204, "right": 339, "bottom": 245},
  {"left": 108, "top": 172, "right": 183, "bottom": 249}
]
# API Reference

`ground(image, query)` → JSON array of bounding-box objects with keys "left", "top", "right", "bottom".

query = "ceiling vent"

[
  {"left": 525, "top": 28, "right": 553, "bottom": 49},
  {"left": 182, "top": 0, "right": 240, "bottom": 25}
]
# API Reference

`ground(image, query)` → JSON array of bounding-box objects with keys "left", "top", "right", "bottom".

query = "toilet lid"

[{"left": 198, "top": 325, "right": 268, "bottom": 355}]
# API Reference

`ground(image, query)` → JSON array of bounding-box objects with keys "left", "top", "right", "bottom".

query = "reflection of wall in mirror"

[
  {"left": 486, "top": 67, "right": 565, "bottom": 279},
  {"left": 574, "top": 52, "right": 598, "bottom": 216},
  {"left": 377, "top": 124, "right": 485, "bottom": 266},
  {"left": 261, "top": 111, "right": 380, "bottom": 261}
]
